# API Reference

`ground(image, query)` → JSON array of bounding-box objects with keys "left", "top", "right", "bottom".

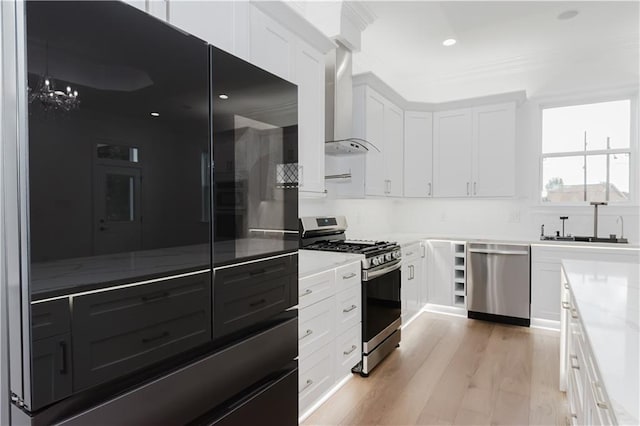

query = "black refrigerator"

[{"left": 16, "top": 1, "right": 299, "bottom": 424}]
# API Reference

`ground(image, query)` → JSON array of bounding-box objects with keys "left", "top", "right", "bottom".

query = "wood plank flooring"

[{"left": 302, "top": 312, "right": 567, "bottom": 426}]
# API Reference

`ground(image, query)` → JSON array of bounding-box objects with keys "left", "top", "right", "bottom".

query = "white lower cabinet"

[
  {"left": 401, "top": 242, "right": 425, "bottom": 323},
  {"left": 298, "top": 260, "right": 362, "bottom": 416},
  {"left": 335, "top": 324, "right": 361, "bottom": 380},
  {"left": 561, "top": 272, "right": 615, "bottom": 425},
  {"left": 298, "top": 344, "right": 334, "bottom": 414},
  {"left": 426, "top": 241, "right": 454, "bottom": 307},
  {"left": 531, "top": 246, "right": 639, "bottom": 323}
]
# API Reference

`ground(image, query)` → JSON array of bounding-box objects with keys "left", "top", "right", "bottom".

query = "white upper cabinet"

[
  {"left": 120, "top": 0, "right": 146, "bottom": 13},
  {"left": 404, "top": 111, "right": 433, "bottom": 197},
  {"left": 295, "top": 39, "right": 326, "bottom": 195},
  {"left": 433, "top": 102, "right": 516, "bottom": 198},
  {"left": 433, "top": 109, "right": 473, "bottom": 197},
  {"left": 249, "top": 7, "right": 295, "bottom": 81},
  {"left": 148, "top": 0, "right": 168, "bottom": 21},
  {"left": 354, "top": 85, "right": 404, "bottom": 197},
  {"left": 384, "top": 104, "right": 404, "bottom": 197},
  {"left": 472, "top": 102, "right": 516, "bottom": 197}
]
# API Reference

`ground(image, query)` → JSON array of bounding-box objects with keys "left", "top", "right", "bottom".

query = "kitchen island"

[{"left": 561, "top": 259, "right": 639, "bottom": 425}]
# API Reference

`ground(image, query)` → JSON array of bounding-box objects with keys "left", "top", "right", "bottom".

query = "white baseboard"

[
  {"left": 298, "top": 374, "right": 353, "bottom": 423},
  {"left": 530, "top": 317, "right": 561, "bottom": 331},
  {"left": 422, "top": 303, "right": 467, "bottom": 318}
]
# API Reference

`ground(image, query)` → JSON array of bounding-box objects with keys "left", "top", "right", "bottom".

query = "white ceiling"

[{"left": 348, "top": 1, "right": 640, "bottom": 102}]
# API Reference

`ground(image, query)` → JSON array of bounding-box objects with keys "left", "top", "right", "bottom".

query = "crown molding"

[{"left": 342, "top": 1, "right": 377, "bottom": 32}]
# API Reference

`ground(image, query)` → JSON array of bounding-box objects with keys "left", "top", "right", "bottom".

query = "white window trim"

[{"left": 534, "top": 90, "right": 639, "bottom": 207}]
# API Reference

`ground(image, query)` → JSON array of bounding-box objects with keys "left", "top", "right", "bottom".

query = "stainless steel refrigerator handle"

[
  {"left": 362, "top": 260, "right": 402, "bottom": 281},
  {"left": 468, "top": 249, "right": 529, "bottom": 255}
]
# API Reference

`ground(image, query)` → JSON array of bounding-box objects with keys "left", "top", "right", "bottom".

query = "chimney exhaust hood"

[{"left": 324, "top": 40, "right": 379, "bottom": 155}]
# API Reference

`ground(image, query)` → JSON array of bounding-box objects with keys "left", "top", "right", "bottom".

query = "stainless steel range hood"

[{"left": 325, "top": 40, "right": 379, "bottom": 155}]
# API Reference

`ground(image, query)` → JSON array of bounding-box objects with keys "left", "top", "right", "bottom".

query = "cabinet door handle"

[
  {"left": 59, "top": 341, "right": 67, "bottom": 374},
  {"left": 300, "top": 289, "right": 312, "bottom": 297},
  {"left": 428, "top": 182, "right": 432, "bottom": 196},
  {"left": 142, "top": 331, "right": 170, "bottom": 344},
  {"left": 409, "top": 264, "right": 415, "bottom": 280},
  {"left": 561, "top": 301, "right": 571, "bottom": 310},
  {"left": 298, "top": 165, "right": 304, "bottom": 187},
  {"left": 342, "top": 272, "right": 357, "bottom": 280},
  {"left": 592, "top": 381, "right": 609, "bottom": 409},
  {"left": 405, "top": 252, "right": 414, "bottom": 257},
  {"left": 343, "top": 345, "right": 358, "bottom": 355},
  {"left": 301, "top": 379, "right": 314, "bottom": 392},
  {"left": 474, "top": 182, "right": 477, "bottom": 195},
  {"left": 570, "top": 308, "right": 579, "bottom": 319},
  {"left": 569, "top": 354, "right": 580, "bottom": 370},
  {"left": 300, "top": 329, "right": 313, "bottom": 339},
  {"left": 141, "top": 291, "right": 170, "bottom": 302},
  {"left": 343, "top": 304, "right": 357, "bottom": 313},
  {"left": 466, "top": 182, "right": 470, "bottom": 195},
  {"left": 249, "top": 298, "right": 266, "bottom": 307}
]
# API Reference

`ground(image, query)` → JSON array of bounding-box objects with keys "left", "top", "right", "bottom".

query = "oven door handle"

[{"left": 362, "top": 260, "right": 402, "bottom": 281}]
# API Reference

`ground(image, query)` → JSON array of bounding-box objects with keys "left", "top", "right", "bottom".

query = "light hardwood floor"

[{"left": 302, "top": 312, "right": 567, "bottom": 426}]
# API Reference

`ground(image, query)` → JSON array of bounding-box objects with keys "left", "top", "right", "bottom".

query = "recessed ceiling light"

[
  {"left": 150, "top": 112, "right": 160, "bottom": 117},
  {"left": 218, "top": 94, "right": 229, "bottom": 100},
  {"left": 557, "top": 10, "right": 579, "bottom": 20},
  {"left": 442, "top": 39, "right": 457, "bottom": 47}
]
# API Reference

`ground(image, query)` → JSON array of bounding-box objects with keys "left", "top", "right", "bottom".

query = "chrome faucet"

[
  {"left": 590, "top": 201, "right": 607, "bottom": 238},
  {"left": 616, "top": 216, "right": 624, "bottom": 239}
]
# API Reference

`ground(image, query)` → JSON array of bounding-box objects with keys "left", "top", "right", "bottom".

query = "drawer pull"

[
  {"left": 405, "top": 252, "right": 414, "bottom": 257},
  {"left": 592, "top": 381, "right": 609, "bottom": 409},
  {"left": 564, "top": 283, "right": 569, "bottom": 290},
  {"left": 59, "top": 341, "right": 67, "bottom": 374},
  {"left": 141, "top": 291, "right": 170, "bottom": 302},
  {"left": 343, "top": 304, "right": 357, "bottom": 313},
  {"left": 300, "top": 289, "right": 312, "bottom": 297},
  {"left": 343, "top": 345, "right": 357, "bottom": 355},
  {"left": 249, "top": 298, "right": 266, "bottom": 307},
  {"left": 301, "top": 379, "right": 313, "bottom": 392},
  {"left": 142, "top": 331, "right": 170, "bottom": 344},
  {"left": 249, "top": 268, "right": 267, "bottom": 276},
  {"left": 562, "top": 301, "right": 570, "bottom": 310},
  {"left": 569, "top": 354, "right": 579, "bottom": 370},
  {"left": 570, "top": 308, "right": 579, "bottom": 319},
  {"left": 300, "top": 329, "right": 313, "bottom": 339},
  {"left": 342, "top": 272, "right": 357, "bottom": 280}
]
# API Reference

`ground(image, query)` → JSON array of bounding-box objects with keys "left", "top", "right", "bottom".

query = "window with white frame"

[{"left": 541, "top": 99, "right": 632, "bottom": 203}]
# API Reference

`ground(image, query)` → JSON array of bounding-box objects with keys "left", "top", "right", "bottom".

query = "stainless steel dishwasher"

[{"left": 467, "top": 242, "right": 531, "bottom": 326}]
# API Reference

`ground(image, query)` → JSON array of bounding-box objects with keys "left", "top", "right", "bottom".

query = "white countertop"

[
  {"left": 349, "top": 232, "right": 639, "bottom": 250},
  {"left": 298, "top": 250, "right": 364, "bottom": 279},
  {"left": 562, "top": 259, "right": 640, "bottom": 425}
]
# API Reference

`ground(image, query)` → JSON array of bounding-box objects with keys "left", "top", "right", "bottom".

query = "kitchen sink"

[{"left": 540, "top": 235, "right": 628, "bottom": 244}]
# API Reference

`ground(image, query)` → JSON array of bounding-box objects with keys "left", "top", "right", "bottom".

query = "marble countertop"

[
  {"left": 298, "top": 249, "right": 364, "bottom": 279},
  {"left": 562, "top": 259, "right": 639, "bottom": 425},
  {"left": 31, "top": 239, "right": 298, "bottom": 300}
]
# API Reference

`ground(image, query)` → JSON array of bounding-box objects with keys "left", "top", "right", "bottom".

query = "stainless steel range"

[{"left": 300, "top": 216, "right": 402, "bottom": 376}]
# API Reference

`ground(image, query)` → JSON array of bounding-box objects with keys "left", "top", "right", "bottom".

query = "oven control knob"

[
  {"left": 372, "top": 257, "right": 380, "bottom": 266},
  {"left": 385, "top": 253, "right": 392, "bottom": 261},
  {"left": 393, "top": 250, "right": 401, "bottom": 259},
  {"left": 378, "top": 255, "right": 386, "bottom": 264}
]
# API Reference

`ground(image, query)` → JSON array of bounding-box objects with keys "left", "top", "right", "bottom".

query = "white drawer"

[
  {"left": 299, "top": 270, "right": 335, "bottom": 308},
  {"left": 336, "top": 285, "right": 361, "bottom": 334},
  {"left": 402, "top": 242, "right": 422, "bottom": 261},
  {"left": 299, "top": 343, "right": 335, "bottom": 414},
  {"left": 298, "top": 296, "right": 335, "bottom": 358},
  {"left": 335, "top": 323, "right": 361, "bottom": 381},
  {"left": 335, "top": 262, "right": 360, "bottom": 291}
]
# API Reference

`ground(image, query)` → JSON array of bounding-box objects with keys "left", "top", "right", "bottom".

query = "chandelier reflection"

[{"left": 28, "top": 76, "right": 80, "bottom": 112}]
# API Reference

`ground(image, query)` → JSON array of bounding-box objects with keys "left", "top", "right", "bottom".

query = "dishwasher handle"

[{"left": 468, "top": 248, "right": 529, "bottom": 256}]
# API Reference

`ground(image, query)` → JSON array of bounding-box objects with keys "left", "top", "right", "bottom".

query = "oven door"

[{"left": 362, "top": 261, "right": 402, "bottom": 348}]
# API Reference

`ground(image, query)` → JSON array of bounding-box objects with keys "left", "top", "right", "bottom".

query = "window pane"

[
  {"left": 542, "top": 100, "right": 630, "bottom": 153},
  {"left": 542, "top": 156, "right": 586, "bottom": 202},
  {"left": 106, "top": 174, "right": 134, "bottom": 221},
  {"left": 610, "top": 153, "right": 630, "bottom": 201},
  {"left": 542, "top": 154, "right": 630, "bottom": 203}
]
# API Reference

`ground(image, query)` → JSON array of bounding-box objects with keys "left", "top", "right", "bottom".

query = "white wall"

[{"left": 299, "top": 198, "right": 395, "bottom": 237}]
